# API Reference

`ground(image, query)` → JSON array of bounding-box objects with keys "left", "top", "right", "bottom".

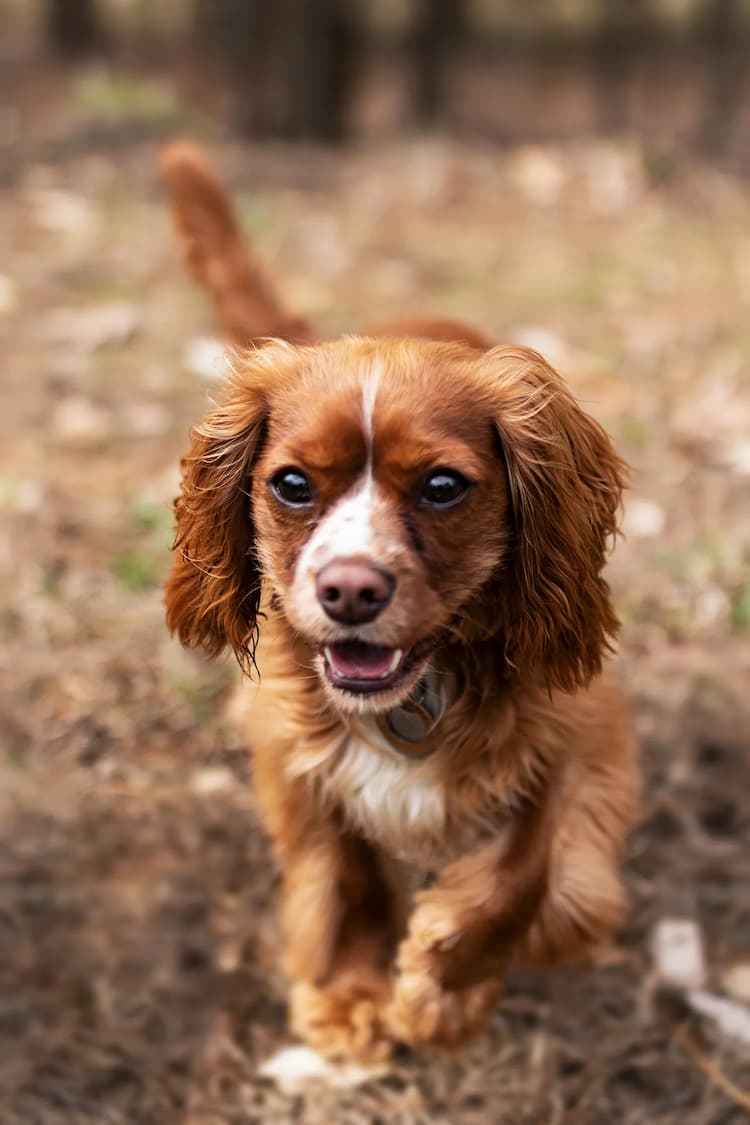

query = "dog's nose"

[{"left": 316, "top": 560, "right": 395, "bottom": 624}]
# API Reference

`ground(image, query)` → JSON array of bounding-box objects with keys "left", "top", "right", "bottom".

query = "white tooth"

[
  {"left": 387, "top": 648, "right": 403, "bottom": 675},
  {"left": 324, "top": 646, "right": 334, "bottom": 667}
]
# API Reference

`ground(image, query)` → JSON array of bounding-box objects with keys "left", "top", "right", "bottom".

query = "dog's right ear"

[{"left": 165, "top": 365, "right": 268, "bottom": 674}]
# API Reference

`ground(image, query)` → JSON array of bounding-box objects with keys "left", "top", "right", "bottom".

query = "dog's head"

[{"left": 166, "top": 338, "right": 625, "bottom": 713}]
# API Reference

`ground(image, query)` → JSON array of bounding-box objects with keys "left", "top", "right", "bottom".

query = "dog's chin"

[{"left": 313, "top": 640, "right": 429, "bottom": 716}]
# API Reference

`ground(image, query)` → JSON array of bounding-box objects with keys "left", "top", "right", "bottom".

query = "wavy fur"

[{"left": 161, "top": 144, "right": 639, "bottom": 1064}]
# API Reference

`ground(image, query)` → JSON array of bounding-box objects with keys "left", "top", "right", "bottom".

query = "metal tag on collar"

[{"left": 379, "top": 670, "right": 447, "bottom": 751}]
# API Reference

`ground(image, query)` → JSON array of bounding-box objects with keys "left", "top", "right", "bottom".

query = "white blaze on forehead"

[
  {"left": 294, "top": 361, "right": 385, "bottom": 584},
  {"left": 297, "top": 474, "right": 384, "bottom": 575},
  {"left": 360, "top": 359, "right": 382, "bottom": 465}
]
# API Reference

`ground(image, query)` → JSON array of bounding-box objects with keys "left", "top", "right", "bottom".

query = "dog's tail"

[{"left": 159, "top": 141, "right": 315, "bottom": 346}]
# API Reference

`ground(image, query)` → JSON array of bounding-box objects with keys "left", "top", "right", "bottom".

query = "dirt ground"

[{"left": 1, "top": 66, "right": 750, "bottom": 1125}]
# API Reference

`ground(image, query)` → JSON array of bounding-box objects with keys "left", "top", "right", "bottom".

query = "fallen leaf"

[
  {"left": 512, "top": 325, "right": 568, "bottom": 366},
  {"left": 651, "top": 918, "right": 706, "bottom": 990},
  {"left": 45, "top": 301, "right": 140, "bottom": 352},
  {"left": 687, "top": 990, "right": 750, "bottom": 1048},
  {"left": 52, "top": 397, "right": 111, "bottom": 444},
  {"left": 623, "top": 498, "right": 666, "bottom": 539},
  {"left": 31, "top": 187, "right": 99, "bottom": 240},
  {"left": 0, "top": 274, "right": 18, "bottom": 315},
  {"left": 123, "top": 403, "right": 172, "bottom": 438},
  {"left": 259, "top": 1045, "right": 388, "bottom": 1094},
  {"left": 510, "top": 146, "right": 565, "bottom": 208},
  {"left": 724, "top": 439, "right": 750, "bottom": 476},
  {"left": 721, "top": 964, "right": 750, "bottom": 1005},
  {"left": 190, "top": 767, "right": 237, "bottom": 796},
  {"left": 183, "top": 336, "right": 229, "bottom": 380}
]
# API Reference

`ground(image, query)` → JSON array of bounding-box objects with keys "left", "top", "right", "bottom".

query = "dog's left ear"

[
  {"left": 481, "top": 345, "right": 627, "bottom": 693},
  {"left": 164, "top": 367, "right": 268, "bottom": 674}
]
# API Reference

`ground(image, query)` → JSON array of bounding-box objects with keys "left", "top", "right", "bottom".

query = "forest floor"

[{"left": 1, "top": 63, "right": 750, "bottom": 1124}]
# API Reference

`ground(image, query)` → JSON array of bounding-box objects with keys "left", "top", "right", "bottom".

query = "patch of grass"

[
  {"left": 655, "top": 547, "right": 709, "bottom": 585},
  {"left": 39, "top": 566, "right": 64, "bottom": 599},
  {"left": 569, "top": 270, "right": 605, "bottom": 309},
  {"left": 116, "top": 493, "right": 175, "bottom": 595},
  {"left": 163, "top": 648, "right": 237, "bottom": 722},
  {"left": 626, "top": 592, "right": 691, "bottom": 635},
  {"left": 0, "top": 476, "right": 20, "bottom": 509},
  {"left": 174, "top": 670, "right": 234, "bottom": 723},
  {"left": 0, "top": 476, "right": 37, "bottom": 512},
  {"left": 71, "top": 69, "right": 185, "bottom": 129},
  {"left": 618, "top": 414, "right": 654, "bottom": 452},
  {"left": 111, "top": 548, "right": 161, "bottom": 593},
  {"left": 732, "top": 583, "right": 750, "bottom": 632},
  {"left": 237, "top": 196, "right": 276, "bottom": 238},
  {"left": 4, "top": 746, "right": 25, "bottom": 770},
  {"left": 656, "top": 535, "right": 745, "bottom": 587},
  {"left": 129, "top": 499, "right": 173, "bottom": 549},
  {"left": 642, "top": 143, "right": 684, "bottom": 187}
]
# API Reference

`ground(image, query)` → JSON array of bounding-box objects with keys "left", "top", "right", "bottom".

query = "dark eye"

[
  {"left": 270, "top": 467, "right": 314, "bottom": 507},
  {"left": 419, "top": 469, "right": 471, "bottom": 508}
]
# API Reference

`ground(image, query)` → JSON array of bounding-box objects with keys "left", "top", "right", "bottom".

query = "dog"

[{"left": 161, "top": 143, "right": 639, "bottom": 1063}]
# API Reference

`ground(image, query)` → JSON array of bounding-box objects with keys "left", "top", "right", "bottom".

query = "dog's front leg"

[
  {"left": 284, "top": 829, "right": 398, "bottom": 1064},
  {"left": 254, "top": 762, "right": 397, "bottom": 1061},
  {"left": 387, "top": 791, "right": 553, "bottom": 1048}
]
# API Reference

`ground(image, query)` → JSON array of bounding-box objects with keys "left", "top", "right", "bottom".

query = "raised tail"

[{"left": 159, "top": 142, "right": 315, "bottom": 346}]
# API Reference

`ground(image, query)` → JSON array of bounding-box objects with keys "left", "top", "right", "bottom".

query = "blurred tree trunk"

[
  {"left": 701, "top": 0, "right": 744, "bottom": 155},
  {"left": 198, "top": 0, "right": 362, "bottom": 141},
  {"left": 593, "top": 0, "right": 649, "bottom": 133},
  {"left": 46, "top": 0, "right": 105, "bottom": 57},
  {"left": 411, "top": 0, "right": 466, "bottom": 126}
]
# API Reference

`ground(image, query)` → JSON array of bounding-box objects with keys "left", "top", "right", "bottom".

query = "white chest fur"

[{"left": 314, "top": 723, "right": 449, "bottom": 868}]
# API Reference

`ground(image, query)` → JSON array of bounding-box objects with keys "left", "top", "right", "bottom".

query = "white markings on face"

[
  {"left": 299, "top": 360, "right": 384, "bottom": 574},
  {"left": 360, "top": 360, "right": 382, "bottom": 472},
  {"left": 297, "top": 474, "right": 383, "bottom": 580},
  {"left": 289, "top": 359, "right": 392, "bottom": 627}
]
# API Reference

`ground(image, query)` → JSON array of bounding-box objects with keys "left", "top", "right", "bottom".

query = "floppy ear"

[
  {"left": 165, "top": 370, "right": 267, "bottom": 674},
  {"left": 481, "top": 346, "right": 626, "bottom": 693}
]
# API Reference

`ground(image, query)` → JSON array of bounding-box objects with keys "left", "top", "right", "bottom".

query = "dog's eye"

[
  {"left": 270, "top": 468, "right": 314, "bottom": 507},
  {"left": 420, "top": 469, "right": 470, "bottom": 508}
]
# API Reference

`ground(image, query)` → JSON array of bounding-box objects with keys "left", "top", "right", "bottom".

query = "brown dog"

[{"left": 161, "top": 143, "right": 638, "bottom": 1062}]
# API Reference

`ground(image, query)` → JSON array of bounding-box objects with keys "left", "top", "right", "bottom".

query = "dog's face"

[
  {"left": 250, "top": 344, "right": 511, "bottom": 713},
  {"left": 166, "top": 338, "right": 625, "bottom": 705}
]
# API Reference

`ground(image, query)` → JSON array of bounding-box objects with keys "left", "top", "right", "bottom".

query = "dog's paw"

[
  {"left": 289, "top": 981, "right": 394, "bottom": 1065},
  {"left": 385, "top": 954, "right": 501, "bottom": 1048},
  {"left": 402, "top": 898, "right": 499, "bottom": 989},
  {"left": 408, "top": 898, "right": 466, "bottom": 955}
]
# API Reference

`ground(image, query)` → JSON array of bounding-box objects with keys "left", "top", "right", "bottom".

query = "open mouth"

[{"left": 323, "top": 640, "right": 411, "bottom": 694}]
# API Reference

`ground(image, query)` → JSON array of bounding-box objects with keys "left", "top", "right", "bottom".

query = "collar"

[{"left": 374, "top": 668, "right": 451, "bottom": 759}]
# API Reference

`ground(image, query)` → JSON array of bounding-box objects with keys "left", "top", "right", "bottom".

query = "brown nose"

[{"left": 315, "top": 560, "right": 395, "bottom": 624}]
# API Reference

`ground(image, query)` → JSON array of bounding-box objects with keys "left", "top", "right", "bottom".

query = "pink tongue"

[{"left": 329, "top": 641, "right": 395, "bottom": 680}]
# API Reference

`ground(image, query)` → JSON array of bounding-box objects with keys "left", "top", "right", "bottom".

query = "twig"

[{"left": 669, "top": 1019, "right": 750, "bottom": 1114}]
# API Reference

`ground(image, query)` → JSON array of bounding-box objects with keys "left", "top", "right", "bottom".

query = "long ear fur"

[
  {"left": 165, "top": 369, "right": 267, "bottom": 673},
  {"left": 481, "top": 346, "right": 627, "bottom": 693}
]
